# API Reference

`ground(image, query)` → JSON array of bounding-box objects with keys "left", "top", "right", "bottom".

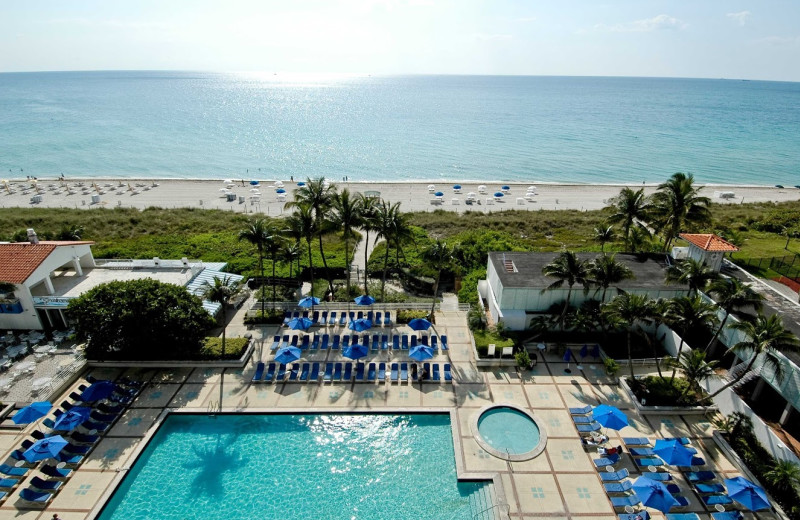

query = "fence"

[
  {"left": 246, "top": 301, "right": 470, "bottom": 317},
  {"left": 733, "top": 253, "right": 800, "bottom": 279}
]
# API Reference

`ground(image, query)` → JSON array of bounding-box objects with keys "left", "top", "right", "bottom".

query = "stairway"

[{"left": 467, "top": 481, "right": 506, "bottom": 520}]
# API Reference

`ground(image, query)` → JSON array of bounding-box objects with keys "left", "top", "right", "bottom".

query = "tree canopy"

[{"left": 67, "top": 278, "right": 214, "bottom": 360}]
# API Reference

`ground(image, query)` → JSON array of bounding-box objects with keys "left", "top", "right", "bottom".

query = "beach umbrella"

[
  {"left": 276, "top": 188, "right": 286, "bottom": 194},
  {"left": 407, "top": 318, "right": 432, "bottom": 331},
  {"left": 80, "top": 380, "right": 117, "bottom": 402},
  {"left": 724, "top": 477, "right": 770, "bottom": 511},
  {"left": 343, "top": 342, "right": 369, "bottom": 360},
  {"left": 494, "top": 192, "right": 504, "bottom": 198},
  {"left": 354, "top": 295, "right": 375, "bottom": 306},
  {"left": 249, "top": 180, "right": 259, "bottom": 185},
  {"left": 453, "top": 184, "right": 461, "bottom": 189},
  {"left": 287, "top": 317, "right": 313, "bottom": 331},
  {"left": 579, "top": 344, "right": 588, "bottom": 358},
  {"left": 297, "top": 181, "right": 306, "bottom": 186},
  {"left": 297, "top": 296, "right": 320, "bottom": 308},
  {"left": 501, "top": 185, "right": 510, "bottom": 190},
  {"left": 427, "top": 184, "right": 435, "bottom": 191},
  {"left": 348, "top": 318, "right": 373, "bottom": 332},
  {"left": 52, "top": 406, "right": 92, "bottom": 431},
  {"left": 409, "top": 345, "right": 434, "bottom": 362},
  {"left": 632, "top": 476, "right": 680, "bottom": 513},
  {"left": 434, "top": 191, "right": 444, "bottom": 197},
  {"left": 653, "top": 439, "right": 694, "bottom": 466},
  {"left": 592, "top": 404, "right": 628, "bottom": 430},
  {"left": 563, "top": 348, "right": 574, "bottom": 373},
  {"left": 274, "top": 345, "right": 302, "bottom": 365},
  {"left": 23, "top": 435, "right": 68, "bottom": 462},
  {"left": 223, "top": 179, "right": 233, "bottom": 184},
  {"left": 250, "top": 188, "right": 261, "bottom": 193},
  {"left": 12, "top": 401, "right": 52, "bottom": 425}
]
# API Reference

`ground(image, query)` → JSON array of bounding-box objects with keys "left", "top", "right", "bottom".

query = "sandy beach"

[{"left": 1, "top": 178, "right": 798, "bottom": 214}]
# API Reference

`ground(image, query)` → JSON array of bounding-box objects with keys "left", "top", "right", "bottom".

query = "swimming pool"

[
  {"left": 97, "top": 413, "right": 493, "bottom": 520},
  {"left": 473, "top": 405, "right": 546, "bottom": 461}
]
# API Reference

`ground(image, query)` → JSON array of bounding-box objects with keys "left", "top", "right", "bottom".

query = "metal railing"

[
  {"left": 246, "top": 301, "right": 470, "bottom": 316},
  {"left": 472, "top": 503, "right": 510, "bottom": 520}
]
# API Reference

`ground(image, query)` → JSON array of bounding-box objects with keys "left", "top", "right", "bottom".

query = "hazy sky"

[{"left": 2, "top": 0, "right": 799, "bottom": 81}]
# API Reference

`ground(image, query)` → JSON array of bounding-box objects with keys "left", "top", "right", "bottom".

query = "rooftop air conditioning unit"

[
  {"left": 181, "top": 257, "right": 189, "bottom": 267},
  {"left": 153, "top": 257, "right": 160, "bottom": 266}
]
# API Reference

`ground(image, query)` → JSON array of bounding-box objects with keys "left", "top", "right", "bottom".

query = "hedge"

[{"left": 201, "top": 337, "right": 249, "bottom": 359}]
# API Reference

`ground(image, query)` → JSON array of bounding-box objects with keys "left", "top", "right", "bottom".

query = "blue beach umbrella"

[
  {"left": 632, "top": 476, "right": 680, "bottom": 513},
  {"left": 494, "top": 192, "right": 504, "bottom": 198},
  {"left": 724, "top": 477, "right": 770, "bottom": 511},
  {"left": 592, "top": 404, "right": 628, "bottom": 430},
  {"left": 23, "top": 435, "right": 68, "bottom": 462},
  {"left": 275, "top": 345, "right": 302, "bottom": 365},
  {"left": 354, "top": 295, "right": 375, "bottom": 306},
  {"left": 297, "top": 296, "right": 320, "bottom": 308},
  {"left": 287, "top": 317, "right": 313, "bottom": 331},
  {"left": 562, "top": 348, "right": 573, "bottom": 362},
  {"left": 409, "top": 345, "right": 434, "bottom": 362},
  {"left": 12, "top": 401, "right": 52, "bottom": 425},
  {"left": 343, "top": 342, "right": 369, "bottom": 360},
  {"left": 348, "top": 318, "right": 373, "bottom": 332},
  {"left": 250, "top": 180, "right": 260, "bottom": 185},
  {"left": 297, "top": 181, "right": 306, "bottom": 186},
  {"left": 434, "top": 191, "right": 444, "bottom": 197},
  {"left": 52, "top": 406, "right": 92, "bottom": 431},
  {"left": 579, "top": 344, "right": 589, "bottom": 358},
  {"left": 452, "top": 184, "right": 461, "bottom": 189},
  {"left": 653, "top": 439, "right": 694, "bottom": 466},
  {"left": 80, "top": 380, "right": 117, "bottom": 402},
  {"left": 407, "top": 318, "right": 432, "bottom": 331},
  {"left": 276, "top": 188, "right": 286, "bottom": 194},
  {"left": 501, "top": 185, "right": 510, "bottom": 190}
]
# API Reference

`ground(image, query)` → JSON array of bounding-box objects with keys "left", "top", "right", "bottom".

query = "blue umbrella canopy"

[
  {"left": 274, "top": 346, "right": 302, "bottom": 365},
  {"left": 343, "top": 343, "right": 369, "bottom": 360},
  {"left": 501, "top": 185, "right": 510, "bottom": 190},
  {"left": 407, "top": 318, "right": 432, "bottom": 331},
  {"left": 250, "top": 180, "right": 260, "bottom": 185},
  {"left": 287, "top": 317, "right": 314, "bottom": 330},
  {"left": 276, "top": 188, "right": 286, "bottom": 194},
  {"left": 52, "top": 406, "right": 92, "bottom": 431},
  {"left": 12, "top": 401, "right": 52, "bottom": 425},
  {"left": 348, "top": 318, "right": 373, "bottom": 332},
  {"left": 632, "top": 476, "right": 680, "bottom": 513},
  {"left": 562, "top": 348, "right": 574, "bottom": 362},
  {"left": 297, "top": 181, "right": 306, "bottom": 186},
  {"left": 494, "top": 192, "right": 504, "bottom": 197},
  {"left": 592, "top": 404, "right": 628, "bottom": 430},
  {"left": 409, "top": 345, "right": 434, "bottom": 362},
  {"left": 653, "top": 439, "right": 694, "bottom": 466},
  {"left": 725, "top": 477, "right": 771, "bottom": 511},
  {"left": 23, "top": 435, "right": 68, "bottom": 462},
  {"left": 453, "top": 184, "right": 461, "bottom": 189},
  {"left": 434, "top": 191, "right": 444, "bottom": 197},
  {"left": 579, "top": 344, "right": 588, "bottom": 358},
  {"left": 80, "top": 380, "right": 116, "bottom": 402},
  {"left": 354, "top": 295, "right": 375, "bottom": 306},
  {"left": 297, "top": 296, "right": 321, "bottom": 308}
]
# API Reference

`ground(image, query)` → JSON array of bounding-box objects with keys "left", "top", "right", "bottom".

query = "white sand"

[{"left": 1, "top": 178, "right": 798, "bottom": 215}]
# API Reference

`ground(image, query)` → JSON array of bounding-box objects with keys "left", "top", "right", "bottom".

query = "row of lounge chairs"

[
  {"left": 253, "top": 361, "right": 454, "bottom": 384},
  {"left": 283, "top": 311, "right": 393, "bottom": 327},
  {"left": 271, "top": 333, "right": 449, "bottom": 352}
]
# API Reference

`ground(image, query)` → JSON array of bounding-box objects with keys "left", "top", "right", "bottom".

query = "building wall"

[{"left": 0, "top": 285, "right": 42, "bottom": 330}]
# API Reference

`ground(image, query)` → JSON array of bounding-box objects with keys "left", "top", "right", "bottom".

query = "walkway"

[{"left": 349, "top": 228, "right": 378, "bottom": 288}]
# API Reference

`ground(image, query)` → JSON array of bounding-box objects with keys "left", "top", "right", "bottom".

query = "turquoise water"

[
  {"left": 97, "top": 413, "right": 489, "bottom": 520},
  {"left": 1, "top": 72, "right": 799, "bottom": 185},
  {"left": 477, "top": 407, "right": 541, "bottom": 455}
]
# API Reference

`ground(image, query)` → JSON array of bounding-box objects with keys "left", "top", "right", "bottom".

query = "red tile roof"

[
  {"left": 679, "top": 233, "right": 739, "bottom": 252},
  {"left": 0, "top": 243, "right": 58, "bottom": 284}
]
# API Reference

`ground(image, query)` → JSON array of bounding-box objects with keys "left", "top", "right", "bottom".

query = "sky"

[{"left": 1, "top": 0, "right": 799, "bottom": 81}]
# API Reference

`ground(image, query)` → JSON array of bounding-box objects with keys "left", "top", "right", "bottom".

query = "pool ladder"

[{"left": 472, "top": 503, "right": 510, "bottom": 520}]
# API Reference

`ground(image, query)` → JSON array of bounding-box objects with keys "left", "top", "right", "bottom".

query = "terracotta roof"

[
  {"left": 38, "top": 241, "right": 95, "bottom": 246},
  {"left": 679, "top": 233, "right": 739, "bottom": 252},
  {"left": 0, "top": 243, "right": 58, "bottom": 284}
]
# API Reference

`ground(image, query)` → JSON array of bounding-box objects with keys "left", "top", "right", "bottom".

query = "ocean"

[{"left": 0, "top": 71, "right": 798, "bottom": 185}]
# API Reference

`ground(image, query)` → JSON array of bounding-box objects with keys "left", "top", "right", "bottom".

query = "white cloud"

[
  {"left": 726, "top": 11, "right": 751, "bottom": 26},
  {"left": 596, "top": 14, "right": 687, "bottom": 33},
  {"left": 473, "top": 33, "right": 513, "bottom": 41}
]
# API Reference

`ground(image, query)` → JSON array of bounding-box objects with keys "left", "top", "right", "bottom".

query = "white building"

[{"left": 675, "top": 233, "right": 739, "bottom": 272}]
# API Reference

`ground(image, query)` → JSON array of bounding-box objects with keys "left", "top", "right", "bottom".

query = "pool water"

[
  {"left": 477, "top": 407, "right": 541, "bottom": 455},
  {"left": 98, "top": 414, "right": 491, "bottom": 520}
]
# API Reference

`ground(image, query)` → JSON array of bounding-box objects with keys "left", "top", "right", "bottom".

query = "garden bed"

[{"left": 619, "top": 376, "right": 717, "bottom": 415}]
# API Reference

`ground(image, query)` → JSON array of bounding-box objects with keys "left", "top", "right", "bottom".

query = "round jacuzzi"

[{"left": 471, "top": 404, "right": 547, "bottom": 461}]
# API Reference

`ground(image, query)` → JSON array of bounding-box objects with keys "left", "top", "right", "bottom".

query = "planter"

[
  {"left": 619, "top": 377, "right": 718, "bottom": 415},
  {"left": 87, "top": 340, "right": 254, "bottom": 369}
]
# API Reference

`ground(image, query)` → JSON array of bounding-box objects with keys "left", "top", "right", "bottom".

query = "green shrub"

[
  {"left": 472, "top": 329, "right": 515, "bottom": 358},
  {"left": 603, "top": 358, "right": 620, "bottom": 377},
  {"left": 201, "top": 337, "right": 249, "bottom": 359},
  {"left": 626, "top": 376, "right": 699, "bottom": 406},
  {"left": 244, "top": 308, "right": 286, "bottom": 325},
  {"left": 396, "top": 309, "right": 428, "bottom": 323},
  {"left": 515, "top": 350, "right": 531, "bottom": 369}
]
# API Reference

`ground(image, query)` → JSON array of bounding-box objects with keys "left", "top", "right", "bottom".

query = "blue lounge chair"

[
  {"left": 400, "top": 363, "right": 408, "bottom": 382},
  {"left": 378, "top": 362, "right": 387, "bottom": 380},
  {"left": 55, "top": 452, "right": 84, "bottom": 465},
  {"left": 341, "top": 335, "right": 350, "bottom": 350},
  {"left": 599, "top": 469, "right": 629, "bottom": 481},
  {"left": 421, "top": 335, "right": 429, "bottom": 346},
  {"left": 440, "top": 335, "right": 448, "bottom": 350},
  {"left": 410, "top": 336, "right": 418, "bottom": 348},
  {"left": 372, "top": 335, "right": 380, "bottom": 351},
  {"left": 0, "top": 464, "right": 28, "bottom": 478},
  {"left": 392, "top": 335, "right": 400, "bottom": 350},
  {"left": 604, "top": 481, "right": 633, "bottom": 493},
  {"left": 288, "top": 364, "right": 300, "bottom": 381},
  {"left": 569, "top": 405, "right": 593, "bottom": 415},
  {"left": 401, "top": 335, "right": 409, "bottom": 350},
  {"left": 252, "top": 362, "right": 265, "bottom": 382},
  {"left": 610, "top": 495, "right": 641, "bottom": 509},
  {"left": 333, "top": 363, "right": 343, "bottom": 381},
  {"left": 310, "top": 335, "right": 320, "bottom": 351},
  {"left": 423, "top": 363, "right": 431, "bottom": 381},
  {"left": 572, "top": 415, "right": 594, "bottom": 424},
  {"left": 686, "top": 457, "right": 705, "bottom": 466},
  {"left": 0, "top": 478, "right": 17, "bottom": 488},
  {"left": 593, "top": 453, "right": 620, "bottom": 467},
  {"left": 71, "top": 431, "right": 100, "bottom": 444},
  {"left": 262, "top": 362, "right": 276, "bottom": 383},
  {"left": 643, "top": 472, "right": 673, "bottom": 481},
  {"left": 300, "top": 336, "right": 310, "bottom": 349},
  {"left": 634, "top": 458, "right": 663, "bottom": 468},
  {"left": 381, "top": 335, "right": 389, "bottom": 350},
  {"left": 384, "top": 312, "right": 392, "bottom": 326},
  {"left": 9, "top": 451, "right": 30, "bottom": 465},
  {"left": 342, "top": 363, "right": 352, "bottom": 381},
  {"left": 29, "top": 476, "right": 62, "bottom": 492},
  {"left": 431, "top": 335, "right": 438, "bottom": 350},
  {"left": 280, "top": 334, "right": 290, "bottom": 349},
  {"left": 323, "top": 363, "right": 334, "bottom": 381},
  {"left": 332, "top": 336, "right": 340, "bottom": 350},
  {"left": 290, "top": 335, "right": 299, "bottom": 347},
  {"left": 576, "top": 422, "right": 602, "bottom": 433},
  {"left": 443, "top": 364, "right": 452, "bottom": 382},
  {"left": 320, "top": 311, "right": 328, "bottom": 324},
  {"left": 367, "top": 363, "right": 377, "bottom": 381},
  {"left": 694, "top": 483, "right": 725, "bottom": 494},
  {"left": 366, "top": 311, "right": 373, "bottom": 321},
  {"left": 701, "top": 495, "right": 732, "bottom": 507},
  {"left": 299, "top": 363, "right": 310, "bottom": 382},
  {"left": 64, "top": 443, "right": 92, "bottom": 455},
  {"left": 19, "top": 488, "right": 53, "bottom": 504},
  {"left": 665, "top": 484, "right": 681, "bottom": 494},
  {"left": 321, "top": 334, "right": 330, "bottom": 350},
  {"left": 309, "top": 363, "right": 321, "bottom": 381},
  {"left": 90, "top": 412, "right": 116, "bottom": 424},
  {"left": 311, "top": 311, "right": 319, "bottom": 325},
  {"left": 339, "top": 313, "right": 347, "bottom": 326},
  {"left": 375, "top": 312, "right": 382, "bottom": 325},
  {"left": 81, "top": 421, "right": 109, "bottom": 433},
  {"left": 685, "top": 471, "right": 717, "bottom": 483},
  {"left": 666, "top": 514, "right": 700, "bottom": 520},
  {"left": 672, "top": 496, "right": 690, "bottom": 508},
  {"left": 362, "top": 335, "right": 371, "bottom": 349},
  {"left": 271, "top": 336, "right": 281, "bottom": 350},
  {"left": 356, "top": 311, "right": 362, "bottom": 320},
  {"left": 629, "top": 447, "right": 655, "bottom": 457},
  {"left": 275, "top": 364, "right": 287, "bottom": 382},
  {"left": 329, "top": 311, "right": 337, "bottom": 325},
  {"left": 390, "top": 363, "right": 399, "bottom": 382},
  {"left": 711, "top": 513, "right": 743, "bottom": 520},
  {"left": 301, "top": 311, "right": 309, "bottom": 318},
  {"left": 355, "top": 363, "right": 365, "bottom": 382},
  {"left": 622, "top": 437, "right": 650, "bottom": 446},
  {"left": 665, "top": 437, "right": 691, "bottom": 445},
  {"left": 283, "top": 311, "right": 292, "bottom": 325}
]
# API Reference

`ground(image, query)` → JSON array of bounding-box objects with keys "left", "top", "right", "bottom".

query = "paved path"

[{"left": 350, "top": 228, "right": 378, "bottom": 287}]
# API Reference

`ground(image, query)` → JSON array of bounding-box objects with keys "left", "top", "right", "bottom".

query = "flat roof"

[
  {"left": 489, "top": 252, "right": 686, "bottom": 290},
  {"left": 46, "top": 267, "right": 195, "bottom": 298}
]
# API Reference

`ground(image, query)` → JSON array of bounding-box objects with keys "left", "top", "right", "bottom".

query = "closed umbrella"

[
  {"left": 343, "top": 343, "right": 369, "bottom": 360},
  {"left": 407, "top": 318, "right": 432, "bottom": 331},
  {"left": 354, "top": 295, "right": 375, "bottom": 306},
  {"left": 52, "top": 406, "right": 92, "bottom": 431},
  {"left": 409, "top": 345, "right": 434, "bottom": 362},
  {"left": 632, "top": 476, "right": 680, "bottom": 513},
  {"left": 653, "top": 439, "right": 694, "bottom": 466},
  {"left": 275, "top": 346, "right": 302, "bottom": 365},
  {"left": 579, "top": 344, "right": 588, "bottom": 358},
  {"left": 563, "top": 348, "right": 574, "bottom": 373},
  {"left": 12, "top": 401, "right": 52, "bottom": 425},
  {"left": 592, "top": 404, "right": 628, "bottom": 430},
  {"left": 23, "top": 435, "right": 68, "bottom": 462},
  {"left": 287, "top": 317, "right": 313, "bottom": 331},
  {"left": 80, "top": 380, "right": 117, "bottom": 402},
  {"left": 724, "top": 477, "right": 770, "bottom": 511},
  {"left": 348, "top": 319, "right": 372, "bottom": 332},
  {"left": 297, "top": 296, "right": 320, "bottom": 308}
]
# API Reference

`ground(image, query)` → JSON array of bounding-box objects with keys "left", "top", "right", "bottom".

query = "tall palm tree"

[
  {"left": 285, "top": 204, "right": 317, "bottom": 294},
  {"left": 649, "top": 172, "right": 711, "bottom": 250},
  {"left": 282, "top": 242, "right": 303, "bottom": 281},
  {"left": 647, "top": 298, "right": 672, "bottom": 379},
  {"left": 704, "top": 277, "right": 763, "bottom": 353},
  {"left": 238, "top": 219, "right": 270, "bottom": 315},
  {"left": 286, "top": 177, "right": 337, "bottom": 294},
  {"left": 263, "top": 225, "right": 285, "bottom": 305},
  {"left": 593, "top": 226, "right": 616, "bottom": 254},
  {"left": 202, "top": 276, "right": 241, "bottom": 406},
  {"left": 588, "top": 254, "right": 634, "bottom": 302},
  {"left": 602, "top": 293, "right": 654, "bottom": 380},
  {"left": 542, "top": 252, "right": 590, "bottom": 327},
  {"left": 704, "top": 314, "right": 800, "bottom": 401},
  {"left": 672, "top": 350, "right": 719, "bottom": 401},
  {"left": 372, "top": 200, "right": 405, "bottom": 302},
  {"left": 763, "top": 459, "right": 800, "bottom": 495},
  {"left": 666, "top": 295, "right": 719, "bottom": 384},
  {"left": 607, "top": 188, "right": 649, "bottom": 251},
  {"left": 423, "top": 240, "right": 454, "bottom": 317},
  {"left": 356, "top": 193, "right": 379, "bottom": 296},
  {"left": 665, "top": 258, "right": 720, "bottom": 295},
  {"left": 331, "top": 188, "right": 361, "bottom": 297}
]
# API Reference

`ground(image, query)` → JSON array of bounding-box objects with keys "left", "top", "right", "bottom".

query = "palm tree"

[
  {"left": 542, "top": 252, "right": 590, "bottom": 327},
  {"left": 704, "top": 314, "right": 800, "bottom": 401},
  {"left": 263, "top": 225, "right": 285, "bottom": 305},
  {"left": 372, "top": 200, "right": 405, "bottom": 302},
  {"left": 588, "top": 254, "right": 634, "bottom": 302},
  {"left": 666, "top": 295, "right": 719, "bottom": 384},
  {"left": 0, "top": 281, "right": 15, "bottom": 296},
  {"left": 286, "top": 177, "right": 337, "bottom": 294},
  {"left": 607, "top": 188, "right": 649, "bottom": 251},
  {"left": 202, "top": 276, "right": 241, "bottom": 406},
  {"left": 649, "top": 172, "right": 711, "bottom": 250},
  {"left": 238, "top": 219, "right": 270, "bottom": 315},
  {"left": 665, "top": 258, "right": 720, "bottom": 295},
  {"left": 646, "top": 298, "right": 672, "bottom": 379},
  {"left": 672, "top": 350, "right": 719, "bottom": 401},
  {"left": 423, "top": 240, "right": 454, "bottom": 317},
  {"left": 285, "top": 204, "right": 317, "bottom": 294},
  {"left": 704, "top": 277, "right": 763, "bottom": 353},
  {"left": 331, "top": 188, "right": 361, "bottom": 297},
  {"left": 356, "top": 193, "right": 379, "bottom": 295},
  {"left": 763, "top": 459, "right": 800, "bottom": 495},
  {"left": 593, "top": 226, "right": 616, "bottom": 254},
  {"left": 602, "top": 293, "right": 654, "bottom": 380},
  {"left": 282, "top": 242, "right": 303, "bottom": 281}
]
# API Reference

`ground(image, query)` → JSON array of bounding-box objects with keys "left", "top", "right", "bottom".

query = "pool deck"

[{"left": 0, "top": 310, "right": 784, "bottom": 520}]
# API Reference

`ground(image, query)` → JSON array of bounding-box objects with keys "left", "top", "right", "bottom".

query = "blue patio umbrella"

[
  {"left": 725, "top": 477, "right": 770, "bottom": 511},
  {"left": 348, "top": 318, "right": 373, "bottom": 332},
  {"left": 79, "top": 380, "right": 116, "bottom": 403},
  {"left": 408, "top": 318, "right": 432, "bottom": 331},
  {"left": 298, "top": 296, "right": 320, "bottom": 308},
  {"left": 343, "top": 342, "right": 369, "bottom": 360},
  {"left": 12, "top": 401, "right": 52, "bottom": 425},
  {"left": 23, "top": 435, "right": 68, "bottom": 462},
  {"left": 297, "top": 181, "right": 306, "bottom": 186},
  {"left": 250, "top": 180, "right": 260, "bottom": 185},
  {"left": 592, "top": 404, "right": 628, "bottom": 430},
  {"left": 274, "top": 345, "right": 302, "bottom": 365},
  {"left": 562, "top": 348, "right": 574, "bottom": 362},
  {"left": 632, "top": 476, "right": 680, "bottom": 513},
  {"left": 453, "top": 184, "right": 462, "bottom": 189},
  {"left": 579, "top": 344, "right": 589, "bottom": 358},
  {"left": 287, "top": 317, "right": 313, "bottom": 331},
  {"left": 501, "top": 185, "right": 510, "bottom": 190},
  {"left": 409, "top": 345, "right": 434, "bottom": 362},
  {"left": 52, "top": 406, "right": 92, "bottom": 431},
  {"left": 354, "top": 295, "right": 375, "bottom": 306},
  {"left": 494, "top": 192, "right": 504, "bottom": 198},
  {"left": 434, "top": 191, "right": 444, "bottom": 197},
  {"left": 276, "top": 188, "right": 286, "bottom": 194},
  {"left": 653, "top": 438, "right": 694, "bottom": 466}
]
